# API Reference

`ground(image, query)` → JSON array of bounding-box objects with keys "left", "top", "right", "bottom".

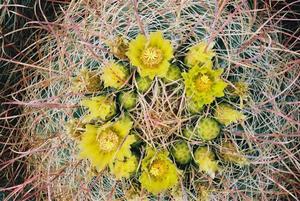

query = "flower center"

[
  {"left": 195, "top": 74, "right": 212, "bottom": 92},
  {"left": 141, "top": 47, "right": 163, "bottom": 67},
  {"left": 149, "top": 160, "right": 167, "bottom": 177},
  {"left": 97, "top": 130, "right": 119, "bottom": 152}
]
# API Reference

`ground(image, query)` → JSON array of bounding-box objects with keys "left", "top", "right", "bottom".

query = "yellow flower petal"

[
  {"left": 139, "top": 148, "right": 179, "bottom": 194},
  {"left": 185, "top": 41, "right": 215, "bottom": 67},
  {"left": 182, "top": 64, "right": 227, "bottom": 111},
  {"left": 81, "top": 95, "right": 116, "bottom": 122},
  {"left": 194, "top": 146, "right": 220, "bottom": 178},
  {"left": 115, "top": 135, "right": 137, "bottom": 159},
  {"left": 78, "top": 117, "right": 134, "bottom": 172},
  {"left": 112, "top": 115, "right": 133, "bottom": 137},
  {"left": 101, "top": 62, "right": 129, "bottom": 89},
  {"left": 126, "top": 31, "right": 173, "bottom": 79},
  {"left": 79, "top": 124, "right": 112, "bottom": 171},
  {"left": 214, "top": 104, "right": 246, "bottom": 126},
  {"left": 149, "top": 32, "right": 173, "bottom": 59},
  {"left": 110, "top": 154, "right": 138, "bottom": 179}
]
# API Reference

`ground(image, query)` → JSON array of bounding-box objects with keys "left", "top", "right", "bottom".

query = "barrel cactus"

[{"left": 4, "top": 1, "right": 299, "bottom": 200}]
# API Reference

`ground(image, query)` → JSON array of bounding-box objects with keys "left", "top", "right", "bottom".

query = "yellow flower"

[
  {"left": 229, "top": 81, "right": 249, "bottom": 108},
  {"left": 126, "top": 31, "right": 173, "bottom": 79},
  {"left": 107, "top": 36, "right": 129, "bottom": 60},
  {"left": 182, "top": 62, "right": 227, "bottom": 111},
  {"left": 196, "top": 118, "right": 220, "bottom": 141},
  {"left": 214, "top": 103, "right": 246, "bottom": 126},
  {"left": 220, "top": 140, "right": 249, "bottom": 166},
  {"left": 101, "top": 62, "right": 129, "bottom": 89},
  {"left": 71, "top": 69, "right": 101, "bottom": 93},
  {"left": 194, "top": 146, "right": 220, "bottom": 178},
  {"left": 231, "top": 81, "right": 249, "bottom": 98},
  {"left": 110, "top": 154, "right": 138, "bottom": 179},
  {"left": 81, "top": 95, "right": 116, "bottom": 122},
  {"left": 139, "top": 148, "right": 179, "bottom": 194},
  {"left": 79, "top": 116, "right": 135, "bottom": 171},
  {"left": 185, "top": 41, "right": 215, "bottom": 67}
]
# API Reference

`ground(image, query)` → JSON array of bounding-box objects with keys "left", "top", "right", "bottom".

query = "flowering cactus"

[{"left": 12, "top": 1, "right": 299, "bottom": 200}]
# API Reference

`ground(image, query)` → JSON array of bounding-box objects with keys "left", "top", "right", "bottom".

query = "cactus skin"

[{"left": 15, "top": 1, "right": 299, "bottom": 200}]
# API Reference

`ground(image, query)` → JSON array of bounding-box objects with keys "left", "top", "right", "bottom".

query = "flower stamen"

[
  {"left": 195, "top": 74, "right": 212, "bottom": 91},
  {"left": 141, "top": 47, "right": 163, "bottom": 67},
  {"left": 149, "top": 160, "right": 166, "bottom": 177},
  {"left": 97, "top": 130, "right": 119, "bottom": 152}
]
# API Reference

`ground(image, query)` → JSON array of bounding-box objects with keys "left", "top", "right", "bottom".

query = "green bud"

[
  {"left": 196, "top": 118, "right": 220, "bottom": 141},
  {"left": 118, "top": 91, "right": 137, "bottom": 110},
  {"left": 183, "top": 127, "right": 195, "bottom": 140},
  {"left": 135, "top": 75, "right": 152, "bottom": 93},
  {"left": 171, "top": 140, "right": 192, "bottom": 165},
  {"left": 164, "top": 65, "right": 182, "bottom": 83},
  {"left": 194, "top": 146, "right": 219, "bottom": 178}
]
